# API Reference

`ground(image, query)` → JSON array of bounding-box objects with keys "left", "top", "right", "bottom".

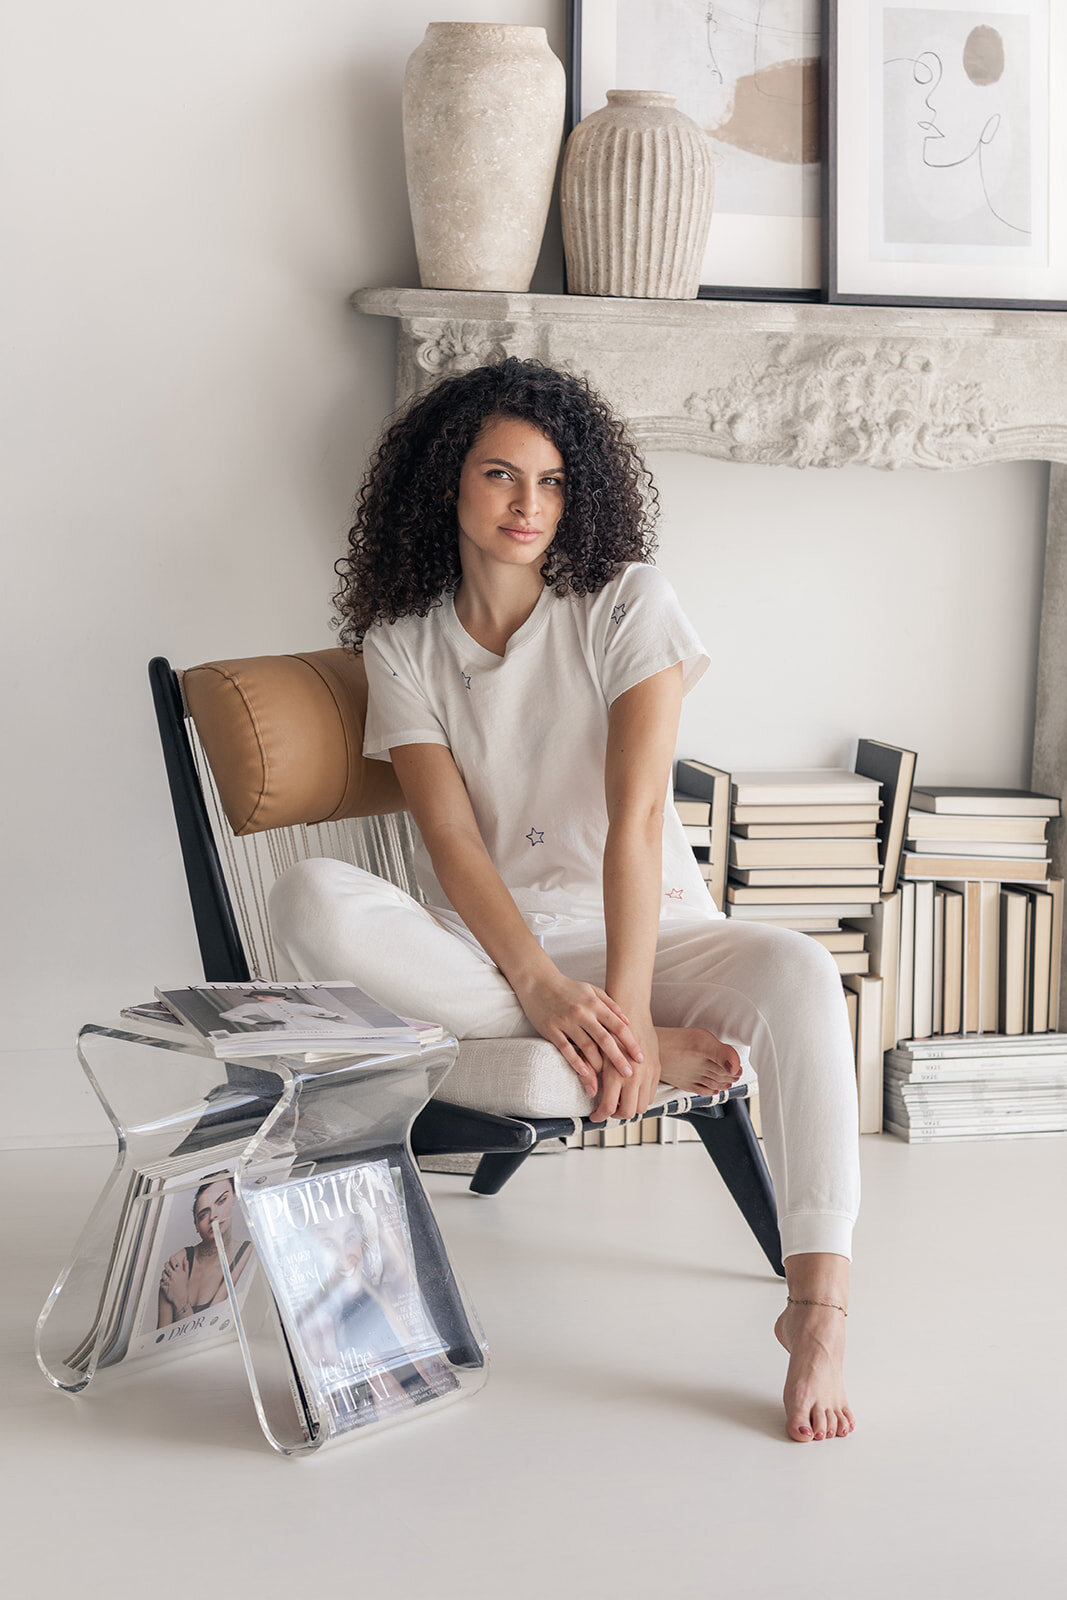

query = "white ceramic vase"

[
  {"left": 561, "top": 90, "right": 716, "bottom": 299},
  {"left": 403, "top": 23, "right": 566, "bottom": 293}
]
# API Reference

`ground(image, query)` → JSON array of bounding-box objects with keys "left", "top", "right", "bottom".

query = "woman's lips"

[{"left": 500, "top": 525, "right": 541, "bottom": 542}]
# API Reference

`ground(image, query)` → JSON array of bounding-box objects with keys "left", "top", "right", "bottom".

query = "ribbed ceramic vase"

[
  {"left": 561, "top": 90, "right": 715, "bottom": 299},
  {"left": 403, "top": 23, "right": 565, "bottom": 292}
]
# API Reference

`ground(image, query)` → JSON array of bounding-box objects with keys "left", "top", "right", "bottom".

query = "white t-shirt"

[{"left": 362, "top": 562, "right": 722, "bottom": 940}]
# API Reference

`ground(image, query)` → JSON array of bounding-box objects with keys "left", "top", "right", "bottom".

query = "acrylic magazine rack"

[{"left": 36, "top": 1024, "right": 488, "bottom": 1455}]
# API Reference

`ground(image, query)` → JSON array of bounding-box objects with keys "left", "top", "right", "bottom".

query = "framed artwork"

[
  {"left": 826, "top": 0, "right": 1067, "bottom": 308},
  {"left": 567, "top": 1, "right": 823, "bottom": 300}
]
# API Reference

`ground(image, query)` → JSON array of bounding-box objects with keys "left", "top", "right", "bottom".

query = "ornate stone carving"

[
  {"left": 409, "top": 319, "right": 512, "bottom": 379},
  {"left": 355, "top": 290, "right": 1067, "bottom": 467},
  {"left": 684, "top": 340, "right": 1001, "bottom": 470}
]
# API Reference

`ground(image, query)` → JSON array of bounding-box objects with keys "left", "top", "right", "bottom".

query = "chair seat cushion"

[
  {"left": 436, "top": 1038, "right": 743, "bottom": 1121},
  {"left": 437, "top": 1038, "right": 592, "bottom": 1118}
]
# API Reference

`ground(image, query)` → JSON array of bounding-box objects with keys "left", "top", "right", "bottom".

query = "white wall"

[
  {"left": 0, "top": 2, "right": 1049, "bottom": 1143},
  {"left": 654, "top": 451, "right": 1048, "bottom": 781}
]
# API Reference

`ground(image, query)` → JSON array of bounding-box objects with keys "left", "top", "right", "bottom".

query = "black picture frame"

[
  {"left": 824, "top": 0, "right": 1067, "bottom": 310},
  {"left": 566, "top": 0, "right": 822, "bottom": 303}
]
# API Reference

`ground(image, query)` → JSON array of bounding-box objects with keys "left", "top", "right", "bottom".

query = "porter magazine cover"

[{"left": 244, "top": 1158, "right": 458, "bottom": 1435}]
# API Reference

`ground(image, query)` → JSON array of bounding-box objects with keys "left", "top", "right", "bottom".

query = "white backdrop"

[{"left": 0, "top": 2, "right": 1049, "bottom": 1142}]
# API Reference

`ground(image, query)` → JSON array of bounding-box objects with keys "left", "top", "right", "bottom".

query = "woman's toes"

[
  {"left": 787, "top": 1409, "right": 814, "bottom": 1441},
  {"left": 811, "top": 1406, "right": 828, "bottom": 1440}
]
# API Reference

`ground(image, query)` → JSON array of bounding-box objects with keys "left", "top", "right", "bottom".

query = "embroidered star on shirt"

[
  {"left": 526, "top": 828, "right": 545, "bottom": 847},
  {"left": 666, "top": 888, "right": 684, "bottom": 900},
  {"left": 611, "top": 602, "right": 626, "bottom": 626},
  {"left": 461, "top": 672, "right": 472, "bottom": 690}
]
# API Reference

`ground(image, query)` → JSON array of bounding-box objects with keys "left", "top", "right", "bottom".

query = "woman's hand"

[
  {"left": 160, "top": 1251, "right": 192, "bottom": 1318},
  {"left": 512, "top": 966, "right": 643, "bottom": 1099},
  {"left": 590, "top": 1008, "right": 661, "bottom": 1123}
]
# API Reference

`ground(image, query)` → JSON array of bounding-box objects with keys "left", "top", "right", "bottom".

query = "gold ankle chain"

[{"left": 787, "top": 1295, "right": 847, "bottom": 1316}]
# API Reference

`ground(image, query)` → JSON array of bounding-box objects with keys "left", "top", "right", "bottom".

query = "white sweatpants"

[{"left": 269, "top": 859, "right": 861, "bottom": 1261}]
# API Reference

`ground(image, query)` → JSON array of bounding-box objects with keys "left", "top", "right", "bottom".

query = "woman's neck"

[{"left": 453, "top": 561, "right": 545, "bottom": 657}]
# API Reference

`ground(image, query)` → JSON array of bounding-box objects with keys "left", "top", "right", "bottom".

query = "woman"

[
  {"left": 157, "top": 1173, "right": 254, "bottom": 1327},
  {"left": 270, "top": 359, "right": 860, "bottom": 1443}
]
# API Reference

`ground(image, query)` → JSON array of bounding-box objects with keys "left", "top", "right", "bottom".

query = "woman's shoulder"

[
  {"left": 362, "top": 602, "right": 449, "bottom": 660},
  {"left": 576, "top": 561, "right": 681, "bottom": 622}
]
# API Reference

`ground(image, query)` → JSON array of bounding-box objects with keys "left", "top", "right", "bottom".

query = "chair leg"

[
  {"left": 469, "top": 1149, "right": 535, "bottom": 1195},
  {"left": 683, "top": 1099, "right": 785, "bottom": 1277}
]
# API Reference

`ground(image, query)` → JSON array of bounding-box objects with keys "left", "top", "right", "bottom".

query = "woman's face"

[
  {"left": 455, "top": 415, "right": 565, "bottom": 575},
  {"left": 193, "top": 1179, "right": 235, "bottom": 1242}
]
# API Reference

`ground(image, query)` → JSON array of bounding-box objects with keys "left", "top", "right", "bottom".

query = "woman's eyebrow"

[{"left": 482, "top": 456, "right": 565, "bottom": 474}]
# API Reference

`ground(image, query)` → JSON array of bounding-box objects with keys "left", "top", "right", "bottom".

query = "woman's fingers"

[
  {"left": 595, "top": 989, "right": 631, "bottom": 1025},
  {"left": 587, "top": 1021, "right": 637, "bottom": 1079},
  {"left": 591, "top": 1070, "right": 624, "bottom": 1122},
  {"left": 575, "top": 1033, "right": 604, "bottom": 1075},
  {"left": 615, "top": 1084, "right": 638, "bottom": 1122},
  {"left": 553, "top": 1035, "right": 599, "bottom": 1097},
  {"left": 592, "top": 989, "right": 644, "bottom": 1061}
]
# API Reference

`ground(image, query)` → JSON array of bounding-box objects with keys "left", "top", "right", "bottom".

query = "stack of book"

[
  {"left": 884, "top": 1035, "right": 1067, "bottom": 1142},
  {"left": 902, "top": 786, "right": 1056, "bottom": 885},
  {"left": 722, "top": 769, "right": 884, "bottom": 935},
  {"left": 892, "top": 787, "right": 1062, "bottom": 1038},
  {"left": 672, "top": 745, "right": 917, "bottom": 1140},
  {"left": 673, "top": 758, "right": 731, "bottom": 911}
]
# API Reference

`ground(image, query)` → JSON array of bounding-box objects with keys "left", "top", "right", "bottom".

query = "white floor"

[{"left": 5, "top": 1133, "right": 1066, "bottom": 1600}]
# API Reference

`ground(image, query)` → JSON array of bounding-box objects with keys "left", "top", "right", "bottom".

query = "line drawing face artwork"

[
  {"left": 614, "top": 0, "right": 820, "bottom": 216},
  {"left": 875, "top": 3, "right": 1049, "bottom": 260}
]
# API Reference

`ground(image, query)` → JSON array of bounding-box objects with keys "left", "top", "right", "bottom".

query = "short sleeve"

[
  {"left": 597, "top": 565, "right": 710, "bottom": 706},
  {"left": 362, "top": 625, "right": 450, "bottom": 761}
]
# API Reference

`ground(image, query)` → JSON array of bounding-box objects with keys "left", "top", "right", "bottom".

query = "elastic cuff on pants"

[{"left": 780, "top": 1211, "right": 855, "bottom": 1262}]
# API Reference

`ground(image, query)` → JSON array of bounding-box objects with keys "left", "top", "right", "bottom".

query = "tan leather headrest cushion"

[{"left": 182, "top": 649, "right": 406, "bottom": 836}]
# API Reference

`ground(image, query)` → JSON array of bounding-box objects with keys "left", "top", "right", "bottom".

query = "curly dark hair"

[{"left": 333, "top": 358, "right": 658, "bottom": 646}]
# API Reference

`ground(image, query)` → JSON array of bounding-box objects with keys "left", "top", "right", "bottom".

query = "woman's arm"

[
  {"left": 593, "top": 665, "right": 684, "bottom": 1120},
  {"left": 389, "top": 741, "right": 642, "bottom": 1093}
]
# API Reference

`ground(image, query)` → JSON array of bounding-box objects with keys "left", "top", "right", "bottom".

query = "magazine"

[
  {"left": 65, "top": 1171, "right": 165, "bottom": 1372},
  {"left": 120, "top": 999, "right": 183, "bottom": 1027},
  {"left": 66, "top": 1154, "right": 258, "bottom": 1373},
  {"left": 243, "top": 1157, "right": 458, "bottom": 1436},
  {"left": 155, "top": 982, "right": 427, "bottom": 1057},
  {"left": 125, "top": 1160, "right": 259, "bottom": 1362}
]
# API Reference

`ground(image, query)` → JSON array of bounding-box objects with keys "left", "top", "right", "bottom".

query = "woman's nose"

[{"left": 511, "top": 481, "right": 538, "bottom": 515}]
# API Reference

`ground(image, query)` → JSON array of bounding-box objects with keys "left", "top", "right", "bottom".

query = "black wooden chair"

[{"left": 149, "top": 649, "right": 784, "bottom": 1276}]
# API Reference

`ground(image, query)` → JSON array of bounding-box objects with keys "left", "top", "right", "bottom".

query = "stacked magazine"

[
  {"left": 243, "top": 1156, "right": 459, "bottom": 1438},
  {"left": 151, "top": 982, "right": 445, "bottom": 1058},
  {"left": 65, "top": 1147, "right": 260, "bottom": 1375},
  {"left": 65, "top": 1144, "right": 463, "bottom": 1441},
  {"left": 884, "top": 1035, "right": 1067, "bottom": 1142}
]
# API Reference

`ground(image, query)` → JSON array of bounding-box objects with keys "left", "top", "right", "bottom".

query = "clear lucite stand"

[{"left": 36, "top": 1024, "right": 488, "bottom": 1455}]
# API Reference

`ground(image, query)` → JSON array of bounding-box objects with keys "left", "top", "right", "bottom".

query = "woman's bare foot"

[
  {"left": 655, "top": 1026, "right": 740, "bottom": 1094},
  {"left": 774, "top": 1256, "right": 855, "bottom": 1442}
]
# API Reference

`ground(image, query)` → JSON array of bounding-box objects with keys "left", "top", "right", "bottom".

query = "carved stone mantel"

[
  {"left": 353, "top": 286, "right": 1067, "bottom": 470},
  {"left": 353, "top": 286, "right": 1067, "bottom": 1009}
]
